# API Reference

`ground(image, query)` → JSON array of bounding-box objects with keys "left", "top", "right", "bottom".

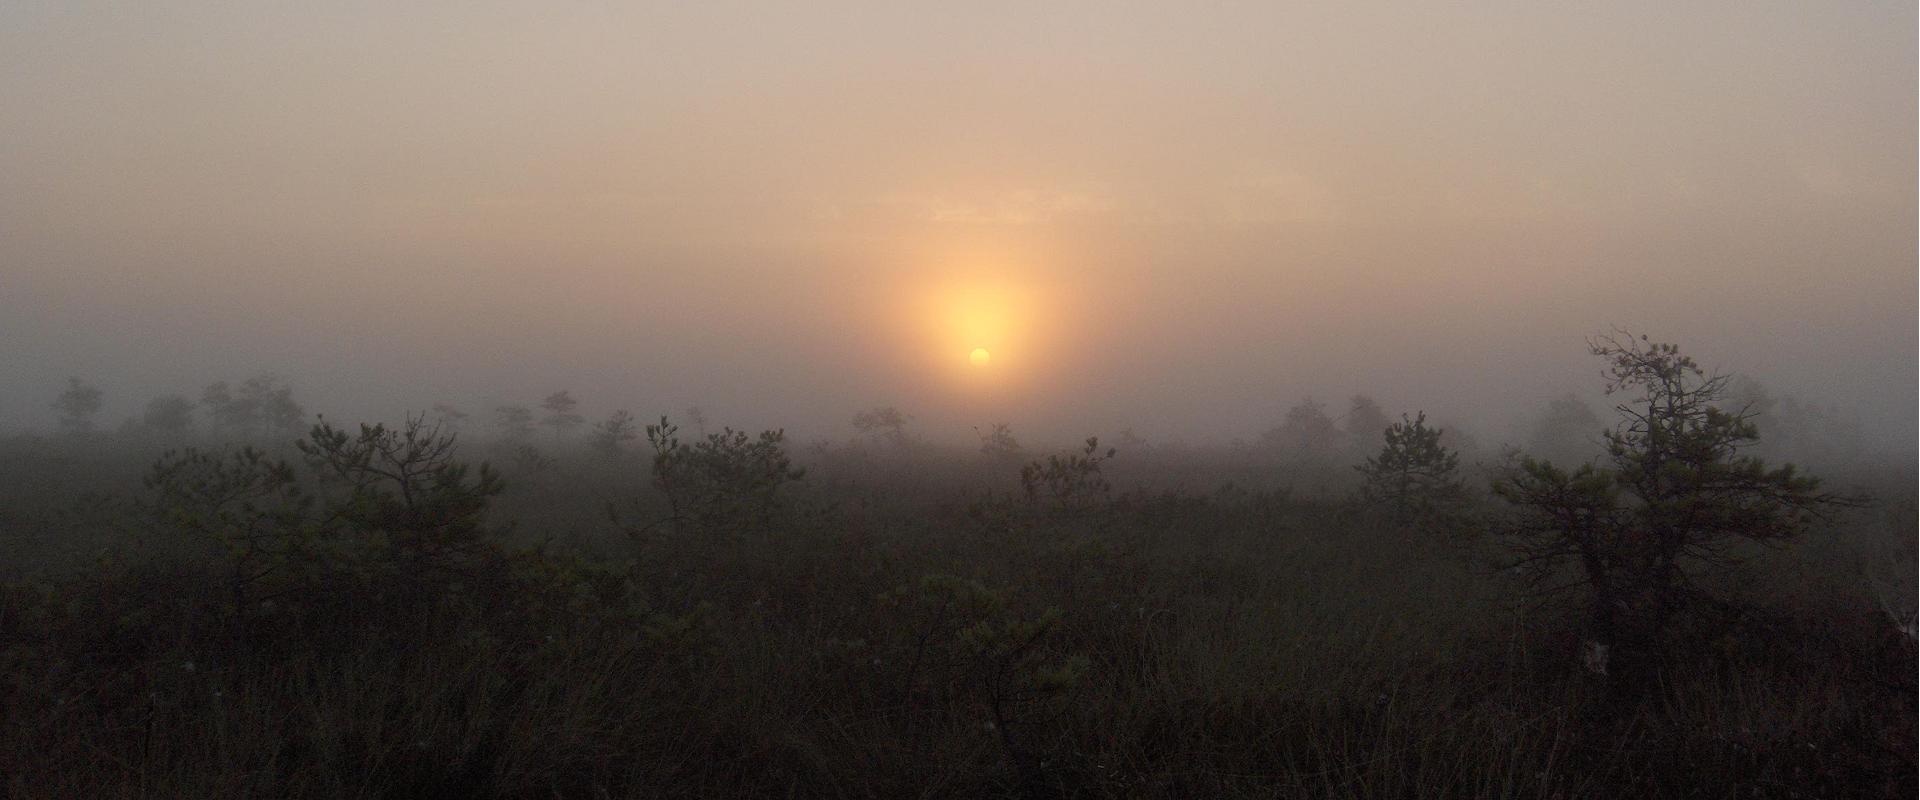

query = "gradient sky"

[{"left": 2, "top": 1, "right": 1914, "bottom": 449}]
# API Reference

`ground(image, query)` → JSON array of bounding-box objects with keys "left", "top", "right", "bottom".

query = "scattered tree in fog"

[
  {"left": 853, "top": 406, "right": 913, "bottom": 447},
  {"left": 430, "top": 403, "right": 470, "bottom": 434},
  {"left": 877, "top": 574, "right": 1086, "bottom": 772},
  {"left": 1343, "top": 395, "right": 1393, "bottom": 442},
  {"left": 1438, "top": 425, "right": 1483, "bottom": 463},
  {"left": 256, "top": 376, "right": 307, "bottom": 436},
  {"left": 141, "top": 394, "right": 196, "bottom": 434},
  {"left": 1493, "top": 332, "right": 1860, "bottom": 686},
  {"left": 540, "top": 390, "right": 585, "bottom": 439},
  {"left": 975, "top": 422, "right": 1024, "bottom": 462},
  {"left": 297, "top": 416, "right": 505, "bottom": 581},
  {"left": 1768, "top": 398, "right": 1865, "bottom": 468},
  {"left": 1355, "top": 412, "right": 1465, "bottom": 526},
  {"left": 592, "top": 409, "right": 639, "bottom": 456},
  {"left": 494, "top": 404, "right": 535, "bottom": 440},
  {"left": 1263, "top": 398, "right": 1341, "bottom": 459},
  {"left": 1527, "top": 393, "right": 1605, "bottom": 466},
  {"left": 201, "top": 375, "right": 305, "bottom": 439},
  {"left": 1726, "top": 375, "right": 1777, "bottom": 419},
  {"left": 143, "top": 446, "right": 307, "bottom": 611},
  {"left": 644, "top": 417, "right": 806, "bottom": 533},
  {"left": 51, "top": 378, "right": 104, "bottom": 434},
  {"left": 1727, "top": 376, "right": 1864, "bottom": 468},
  {"left": 1021, "top": 437, "right": 1116, "bottom": 512},
  {"left": 508, "top": 443, "right": 554, "bottom": 473}
]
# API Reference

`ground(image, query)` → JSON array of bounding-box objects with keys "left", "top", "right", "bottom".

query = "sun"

[{"left": 898, "top": 266, "right": 1044, "bottom": 386}]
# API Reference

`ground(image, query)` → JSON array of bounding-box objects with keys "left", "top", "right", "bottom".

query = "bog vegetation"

[{"left": 2, "top": 336, "right": 1913, "bottom": 798}]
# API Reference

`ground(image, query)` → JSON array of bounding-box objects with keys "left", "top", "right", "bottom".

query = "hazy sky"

[{"left": 2, "top": 1, "right": 1914, "bottom": 449}]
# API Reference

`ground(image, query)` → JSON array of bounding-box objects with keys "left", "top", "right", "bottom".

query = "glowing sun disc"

[{"left": 969, "top": 347, "right": 991, "bottom": 367}]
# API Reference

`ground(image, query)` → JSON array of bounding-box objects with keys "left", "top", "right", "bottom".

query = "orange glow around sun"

[
  {"left": 869, "top": 242, "right": 1088, "bottom": 411},
  {"left": 881, "top": 253, "right": 1053, "bottom": 397},
  {"left": 933, "top": 279, "right": 1028, "bottom": 372}
]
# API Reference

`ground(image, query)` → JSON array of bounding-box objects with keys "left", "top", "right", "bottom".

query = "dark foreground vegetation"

[{"left": 3, "top": 337, "right": 1914, "bottom": 798}]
